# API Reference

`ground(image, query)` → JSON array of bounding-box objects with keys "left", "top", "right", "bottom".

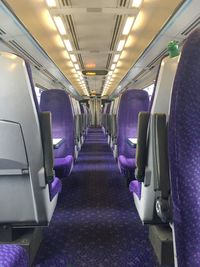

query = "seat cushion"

[
  {"left": 54, "top": 155, "right": 74, "bottom": 178},
  {"left": 118, "top": 155, "right": 136, "bottom": 179},
  {"left": 129, "top": 180, "right": 142, "bottom": 200},
  {"left": 0, "top": 245, "right": 28, "bottom": 267},
  {"left": 49, "top": 177, "right": 62, "bottom": 201}
]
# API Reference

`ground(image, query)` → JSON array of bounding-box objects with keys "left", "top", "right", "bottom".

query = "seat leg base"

[{"left": 149, "top": 225, "right": 174, "bottom": 266}]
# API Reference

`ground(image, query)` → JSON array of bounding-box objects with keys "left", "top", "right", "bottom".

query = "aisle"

[{"left": 34, "top": 128, "right": 158, "bottom": 267}]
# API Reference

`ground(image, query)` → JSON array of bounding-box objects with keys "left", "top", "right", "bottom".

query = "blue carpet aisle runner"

[{"left": 34, "top": 128, "right": 160, "bottom": 267}]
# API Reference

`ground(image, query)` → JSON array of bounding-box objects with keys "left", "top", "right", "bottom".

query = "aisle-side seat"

[
  {"left": 85, "top": 104, "right": 90, "bottom": 135},
  {"left": 101, "top": 103, "right": 108, "bottom": 134},
  {"left": 110, "top": 97, "right": 120, "bottom": 159},
  {"left": 130, "top": 55, "right": 180, "bottom": 223},
  {"left": 80, "top": 103, "right": 86, "bottom": 139},
  {"left": 0, "top": 245, "right": 28, "bottom": 267},
  {"left": 107, "top": 101, "right": 114, "bottom": 144},
  {"left": 168, "top": 28, "right": 200, "bottom": 267},
  {"left": 76, "top": 100, "right": 84, "bottom": 146},
  {"left": 102, "top": 102, "right": 111, "bottom": 135},
  {"left": 70, "top": 97, "right": 82, "bottom": 158},
  {"left": 0, "top": 52, "right": 60, "bottom": 226},
  {"left": 117, "top": 89, "right": 149, "bottom": 184},
  {"left": 40, "top": 89, "right": 74, "bottom": 178}
]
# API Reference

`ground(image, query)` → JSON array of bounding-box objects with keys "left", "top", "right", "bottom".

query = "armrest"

[
  {"left": 135, "top": 112, "right": 150, "bottom": 182},
  {"left": 39, "top": 112, "right": 54, "bottom": 184},
  {"left": 152, "top": 113, "right": 171, "bottom": 222},
  {"left": 152, "top": 113, "right": 170, "bottom": 198}
]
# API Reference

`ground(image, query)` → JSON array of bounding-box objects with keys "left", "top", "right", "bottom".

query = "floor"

[{"left": 34, "top": 128, "right": 159, "bottom": 267}]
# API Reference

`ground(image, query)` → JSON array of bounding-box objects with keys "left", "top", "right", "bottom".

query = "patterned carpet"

[{"left": 34, "top": 128, "right": 159, "bottom": 267}]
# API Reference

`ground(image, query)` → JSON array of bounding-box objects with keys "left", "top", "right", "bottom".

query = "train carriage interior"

[{"left": 0, "top": 0, "right": 200, "bottom": 266}]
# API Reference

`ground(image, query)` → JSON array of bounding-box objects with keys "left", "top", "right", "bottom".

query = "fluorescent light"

[
  {"left": 123, "top": 17, "right": 135, "bottom": 35},
  {"left": 46, "top": 0, "right": 56, "bottom": 7},
  {"left": 113, "top": 54, "right": 120, "bottom": 63},
  {"left": 117, "top": 40, "right": 126, "bottom": 52},
  {"left": 111, "top": 64, "right": 116, "bottom": 70},
  {"left": 70, "top": 54, "right": 77, "bottom": 63},
  {"left": 53, "top": 16, "right": 66, "bottom": 35},
  {"left": 77, "top": 71, "right": 81, "bottom": 76},
  {"left": 64, "top": 40, "right": 73, "bottom": 51},
  {"left": 108, "top": 71, "right": 113, "bottom": 76},
  {"left": 74, "top": 64, "right": 80, "bottom": 70},
  {"left": 132, "top": 0, "right": 143, "bottom": 8}
]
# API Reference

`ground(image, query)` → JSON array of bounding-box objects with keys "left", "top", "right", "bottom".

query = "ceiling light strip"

[
  {"left": 46, "top": 0, "right": 56, "bottom": 7},
  {"left": 132, "top": 0, "right": 143, "bottom": 8},
  {"left": 123, "top": 17, "right": 135, "bottom": 35},
  {"left": 117, "top": 40, "right": 126, "bottom": 52},
  {"left": 64, "top": 40, "right": 73, "bottom": 51},
  {"left": 53, "top": 16, "right": 66, "bottom": 35}
]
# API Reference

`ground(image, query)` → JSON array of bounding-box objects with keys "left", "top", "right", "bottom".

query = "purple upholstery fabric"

[
  {"left": 168, "top": 28, "right": 200, "bottom": 267},
  {"left": 49, "top": 177, "right": 62, "bottom": 201},
  {"left": 129, "top": 180, "right": 142, "bottom": 200},
  {"left": 118, "top": 155, "right": 136, "bottom": 178},
  {"left": 0, "top": 245, "right": 28, "bottom": 267},
  {"left": 117, "top": 89, "right": 149, "bottom": 179},
  {"left": 54, "top": 155, "right": 74, "bottom": 178},
  {"left": 40, "top": 89, "right": 74, "bottom": 178}
]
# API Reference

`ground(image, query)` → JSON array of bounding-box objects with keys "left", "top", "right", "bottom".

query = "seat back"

[
  {"left": 80, "top": 103, "right": 86, "bottom": 134},
  {"left": 105, "top": 102, "right": 111, "bottom": 134},
  {"left": 168, "top": 28, "right": 200, "bottom": 267},
  {"left": 107, "top": 101, "right": 114, "bottom": 137},
  {"left": 70, "top": 97, "right": 81, "bottom": 155},
  {"left": 133, "top": 55, "right": 180, "bottom": 223},
  {"left": 117, "top": 89, "right": 149, "bottom": 158},
  {"left": 0, "top": 52, "right": 58, "bottom": 226},
  {"left": 102, "top": 103, "right": 108, "bottom": 131},
  {"left": 111, "top": 97, "right": 120, "bottom": 142},
  {"left": 40, "top": 89, "right": 74, "bottom": 158}
]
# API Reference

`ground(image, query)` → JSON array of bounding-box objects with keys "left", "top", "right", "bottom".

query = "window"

[
  {"left": 35, "top": 86, "right": 44, "bottom": 104},
  {"left": 143, "top": 83, "right": 154, "bottom": 100}
]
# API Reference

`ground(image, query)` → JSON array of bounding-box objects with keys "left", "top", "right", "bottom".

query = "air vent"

[
  {"left": 61, "top": 0, "right": 70, "bottom": 6},
  {"left": 90, "top": 50, "right": 100, "bottom": 53},
  {"left": 43, "top": 69, "right": 58, "bottom": 82},
  {"left": 181, "top": 16, "right": 200, "bottom": 36},
  {"left": 106, "top": 15, "right": 122, "bottom": 69},
  {"left": 0, "top": 28, "right": 6, "bottom": 35},
  {"left": 65, "top": 15, "right": 84, "bottom": 69},
  {"left": 9, "top": 40, "right": 43, "bottom": 68},
  {"left": 133, "top": 69, "right": 147, "bottom": 83},
  {"left": 87, "top": 8, "right": 102, "bottom": 13},
  {"left": 146, "top": 48, "right": 168, "bottom": 68}
]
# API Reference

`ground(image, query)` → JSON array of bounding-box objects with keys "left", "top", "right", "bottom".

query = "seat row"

[
  {"left": 102, "top": 27, "right": 200, "bottom": 267},
  {"left": 0, "top": 52, "right": 90, "bottom": 266}
]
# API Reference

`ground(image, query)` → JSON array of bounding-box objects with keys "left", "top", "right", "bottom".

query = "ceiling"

[{"left": 4, "top": 0, "right": 183, "bottom": 97}]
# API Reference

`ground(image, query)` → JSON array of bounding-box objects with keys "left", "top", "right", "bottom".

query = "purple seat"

[
  {"left": 0, "top": 245, "right": 28, "bottom": 267},
  {"left": 168, "top": 28, "right": 200, "bottom": 267},
  {"left": 40, "top": 89, "right": 74, "bottom": 178},
  {"left": 129, "top": 180, "right": 142, "bottom": 200},
  {"left": 49, "top": 176, "right": 62, "bottom": 201},
  {"left": 25, "top": 64, "right": 62, "bottom": 201},
  {"left": 117, "top": 89, "right": 149, "bottom": 183},
  {"left": 102, "top": 102, "right": 111, "bottom": 134}
]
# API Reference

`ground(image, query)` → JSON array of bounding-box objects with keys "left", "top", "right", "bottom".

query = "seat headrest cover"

[
  {"left": 118, "top": 89, "right": 149, "bottom": 158},
  {"left": 168, "top": 28, "right": 200, "bottom": 267},
  {"left": 40, "top": 89, "right": 74, "bottom": 157}
]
